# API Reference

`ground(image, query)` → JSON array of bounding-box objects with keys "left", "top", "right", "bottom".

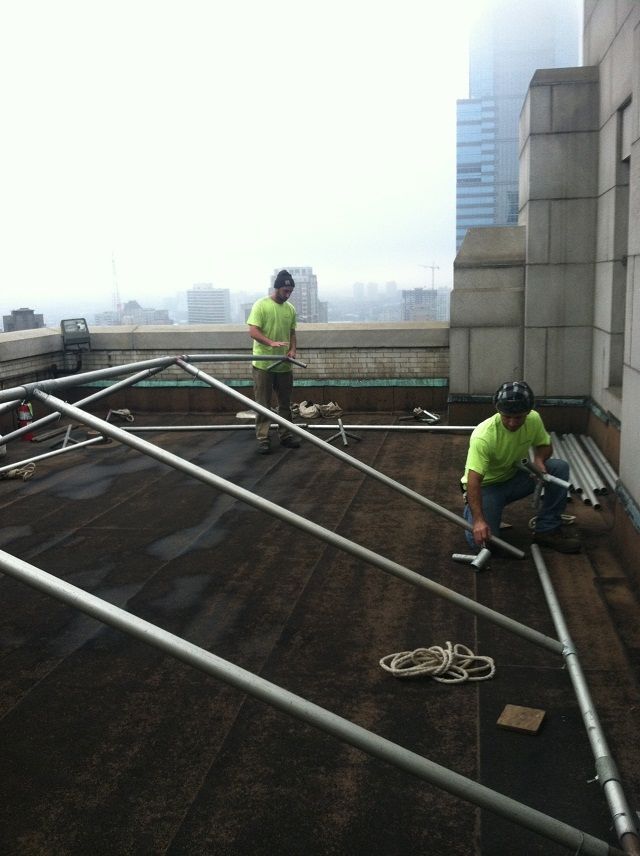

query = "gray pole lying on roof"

[
  {"left": 0, "top": 436, "right": 106, "bottom": 475},
  {"left": 122, "top": 423, "right": 477, "bottom": 433},
  {"left": 33, "top": 389, "right": 556, "bottom": 652},
  {"left": 531, "top": 544, "right": 640, "bottom": 856},
  {"left": 175, "top": 359, "right": 524, "bottom": 559},
  {"left": 0, "top": 548, "right": 622, "bottom": 856}
]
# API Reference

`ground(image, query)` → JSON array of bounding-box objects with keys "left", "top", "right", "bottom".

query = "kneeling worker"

[{"left": 461, "top": 381, "right": 580, "bottom": 554}]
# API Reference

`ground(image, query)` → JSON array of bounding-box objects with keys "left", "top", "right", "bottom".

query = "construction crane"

[{"left": 419, "top": 262, "right": 439, "bottom": 290}]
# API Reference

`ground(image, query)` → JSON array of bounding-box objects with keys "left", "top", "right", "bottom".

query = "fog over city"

[{"left": 1, "top": 0, "right": 488, "bottom": 324}]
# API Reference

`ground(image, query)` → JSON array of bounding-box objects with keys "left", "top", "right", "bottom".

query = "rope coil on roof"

[{"left": 379, "top": 641, "right": 495, "bottom": 683}]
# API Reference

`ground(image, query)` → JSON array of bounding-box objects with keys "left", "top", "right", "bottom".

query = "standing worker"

[
  {"left": 461, "top": 381, "right": 580, "bottom": 553},
  {"left": 247, "top": 269, "right": 301, "bottom": 455}
]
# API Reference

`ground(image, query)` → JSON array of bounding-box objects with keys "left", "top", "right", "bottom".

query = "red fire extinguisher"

[{"left": 17, "top": 401, "right": 34, "bottom": 441}]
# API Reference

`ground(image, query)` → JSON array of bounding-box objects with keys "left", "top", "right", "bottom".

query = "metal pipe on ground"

[
  {"left": 0, "top": 548, "right": 623, "bottom": 856},
  {"left": 531, "top": 544, "right": 640, "bottom": 855},
  {"left": 0, "top": 436, "right": 106, "bottom": 475},
  {"left": 579, "top": 436, "right": 619, "bottom": 494},
  {"left": 122, "top": 423, "right": 477, "bottom": 433},
  {"left": 560, "top": 436, "right": 601, "bottom": 508},
  {"left": 175, "top": 359, "right": 524, "bottom": 559},
  {"left": 563, "top": 434, "right": 607, "bottom": 495},
  {"left": 551, "top": 432, "right": 601, "bottom": 507},
  {"left": 550, "top": 432, "right": 582, "bottom": 494},
  {"left": 33, "top": 389, "right": 554, "bottom": 651}
]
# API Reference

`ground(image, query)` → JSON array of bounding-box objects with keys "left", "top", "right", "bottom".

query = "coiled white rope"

[
  {"left": 0, "top": 462, "right": 36, "bottom": 481},
  {"left": 379, "top": 641, "right": 495, "bottom": 683}
]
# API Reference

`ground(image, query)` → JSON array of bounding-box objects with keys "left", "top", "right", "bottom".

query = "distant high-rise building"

[
  {"left": 273, "top": 267, "right": 320, "bottom": 323},
  {"left": 401, "top": 288, "right": 450, "bottom": 322},
  {"left": 456, "top": 0, "right": 580, "bottom": 249},
  {"left": 95, "top": 300, "right": 172, "bottom": 326},
  {"left": 352, "top": 282, "right": 365, "bottom": 301},
  {"left": 3, "top": 307, "right": 44, "bottom": 332},
  {"left": 187, "top": 284, "right": 231, "bottom": 324}
]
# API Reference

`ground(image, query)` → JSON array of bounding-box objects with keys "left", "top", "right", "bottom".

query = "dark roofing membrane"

[{"left": 0, "top": 412, "right": 638, "bottom": 855}]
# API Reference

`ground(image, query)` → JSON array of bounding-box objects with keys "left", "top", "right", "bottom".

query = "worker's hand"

[
  {"left": 270, "top": 340, "right": 290, "bottom": 348},
  {"left": 532, "top": 456, "right": 548, "bottom": 474},
  {"left": 287, "top": 347, "right": 297, "bottom": 359},
  {"left": 473, "top": 519, "right": 491, "bottom": 546}
]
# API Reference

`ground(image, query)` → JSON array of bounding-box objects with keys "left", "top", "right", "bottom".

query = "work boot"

[
  {"left": 257, "top": 440, "right": 271, "bottom": 455},
  {"left": 532, "top": 527, "right": 581, "bottom": 554}
]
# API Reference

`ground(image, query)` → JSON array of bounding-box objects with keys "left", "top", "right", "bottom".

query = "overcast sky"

[{"left": 1, "top": 0, "right": 484, "bottom": 316}]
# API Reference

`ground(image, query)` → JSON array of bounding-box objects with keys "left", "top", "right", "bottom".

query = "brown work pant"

[{"left": 252, "top": 367, "right": 294, "bottom": 442}]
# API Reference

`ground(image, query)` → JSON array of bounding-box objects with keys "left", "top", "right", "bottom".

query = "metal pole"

[
  {"left": 0, "top": 364, "right": 167, "bottom": 445},
  {"left": 0, "top": 436, "right": 106, "bottom": 476},
  {"left": 0, "top": 355, "right": 306, "bottom": 406},
  {"left": 563, "top": 434, "right": 606, "bottom": 497},
  {"left": 580, "top": 436, "right": 619, "bottom": 492},
  {"left": 33, "top": 390, "right": 557, "bottom": 652},
  {"left": 122, "top": 423, "right": 477, "bottom": 433},
  {"left": 175, "top": 359, "right": 524, "bottom": 559},
  {"left": 0, "top": 548, "right": 622, "bottom": 856},
  {"left": 579, "top": 436, "right": 618, "bottom": 494},
  {"left": 531, "top": 545, "right": 640, "bottom": 855},
  {"left": 560, "top": 436, "right": 601, "bottom": 508},
  {"left": 0, "top": 356, "right": 181, "bottom": 404}
]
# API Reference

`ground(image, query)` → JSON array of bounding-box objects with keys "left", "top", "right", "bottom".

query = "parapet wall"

[{"left": 0, "top": 322, "right": 450, "bottom": 414}]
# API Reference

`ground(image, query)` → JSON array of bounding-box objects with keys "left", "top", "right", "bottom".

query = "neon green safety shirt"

[
  {"left": 461, "top": 410, "right": 550, "bottom": 487},
  {"left": 247, "top": 297, "right": 297, "bottom": 373}
]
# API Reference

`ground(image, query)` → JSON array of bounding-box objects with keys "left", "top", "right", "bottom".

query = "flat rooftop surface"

[{"left": 0, "top": 411, "right": 638, "bottom": 855}]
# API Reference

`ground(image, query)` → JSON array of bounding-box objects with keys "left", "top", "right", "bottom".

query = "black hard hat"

[{"left": 493, "top": 381, "right": 534, "bottom": 414}]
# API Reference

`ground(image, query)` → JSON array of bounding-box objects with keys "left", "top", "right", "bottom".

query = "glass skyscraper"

[{"left": 456, "top": 0, "right": 581, "bottom": 249}]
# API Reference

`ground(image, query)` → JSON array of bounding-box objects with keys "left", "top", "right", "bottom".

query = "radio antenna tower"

[{"left": 112, "top": 253, "right": 122, "bottom": 321}]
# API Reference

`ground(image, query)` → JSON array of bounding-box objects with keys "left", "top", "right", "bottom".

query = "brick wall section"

[{"left": 0, "top": 323, "right": 450, "bottom": 388}]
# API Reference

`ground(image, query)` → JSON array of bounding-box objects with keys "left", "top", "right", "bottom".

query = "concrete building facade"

[
  {"left": 3, "top": 307, "right": 44, "bottom": 331},
  {"left": 272, "top": 267, "right": 321, "bottom": 323},
  {"left": 187, "top": 284, "right": 231, "bottom": 324},
  {"left": 451, "top": 0, "right": 640, "bottom": 560}
]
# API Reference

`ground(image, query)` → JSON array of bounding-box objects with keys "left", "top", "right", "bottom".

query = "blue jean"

[{"left": 463, "top": 458, "right": 570, "bottom": 548}]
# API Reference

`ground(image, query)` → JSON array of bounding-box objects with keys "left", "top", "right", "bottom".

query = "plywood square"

[{"left": 497, "top": 704, "right": 546, "bottom": 734}]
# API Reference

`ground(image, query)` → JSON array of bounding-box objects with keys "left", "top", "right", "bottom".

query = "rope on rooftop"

[
  {"left": 0, "top": 462, "right": 36, "bottom": 481},
  {"left": 379, "top": 641, "right": 495, "bottom": 683}
]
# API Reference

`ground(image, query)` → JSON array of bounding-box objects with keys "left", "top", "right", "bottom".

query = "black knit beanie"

[{"left": 274, "top": 270, "right": 295, "bottom": 290}]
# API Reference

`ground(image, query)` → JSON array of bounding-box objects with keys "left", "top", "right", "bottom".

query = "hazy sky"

[{"left": 1, "top": 0, "right": 483, "bottom": 316}]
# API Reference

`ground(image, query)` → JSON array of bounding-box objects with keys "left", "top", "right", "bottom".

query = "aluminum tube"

[
  {"left": 0, "top": 365, "right": 168, "bottom": 445},
  {"left": 567, "top": 435, "right": 608, "bottom": 494},
  {"left": 0, "top": 436, "right": 106, "bottom": 475},
  {"left": 0, "top": 549, "right": 621, "bottom": 856},
  {"left": 561, "top": 437, "right": 601, "bottom": 508},
  {"left": 185, "top": 353, "right": 308, "bottom": 369},
  {"left": 580, "top": 436, "right": 619, "bottom": 493},
  {"left": 0, "top": 356, "right": 179, "bottom": 404},
  {"left": 121, "top": 423, "right": 476, "bottom": 433},
  {"left": 517, "top": 460, "right": 571, "bottom": 490},
  {"left": 0, "top": 399, "right": 21, "bottom": 416},
  {"left": 551, "top": 433, "right": 584, "bottom": 494},
  {"left": 176, "top": 359, "right": 524, "bottom": 559},
  {"left": 531, "top": 545, "right": 640, "bottom": 854},
  {"left": 564, "top": 434, "right": 606, "bottom": 496},
  {"left": 34, "top": 390, "right": 556, "bottom": 652}
]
